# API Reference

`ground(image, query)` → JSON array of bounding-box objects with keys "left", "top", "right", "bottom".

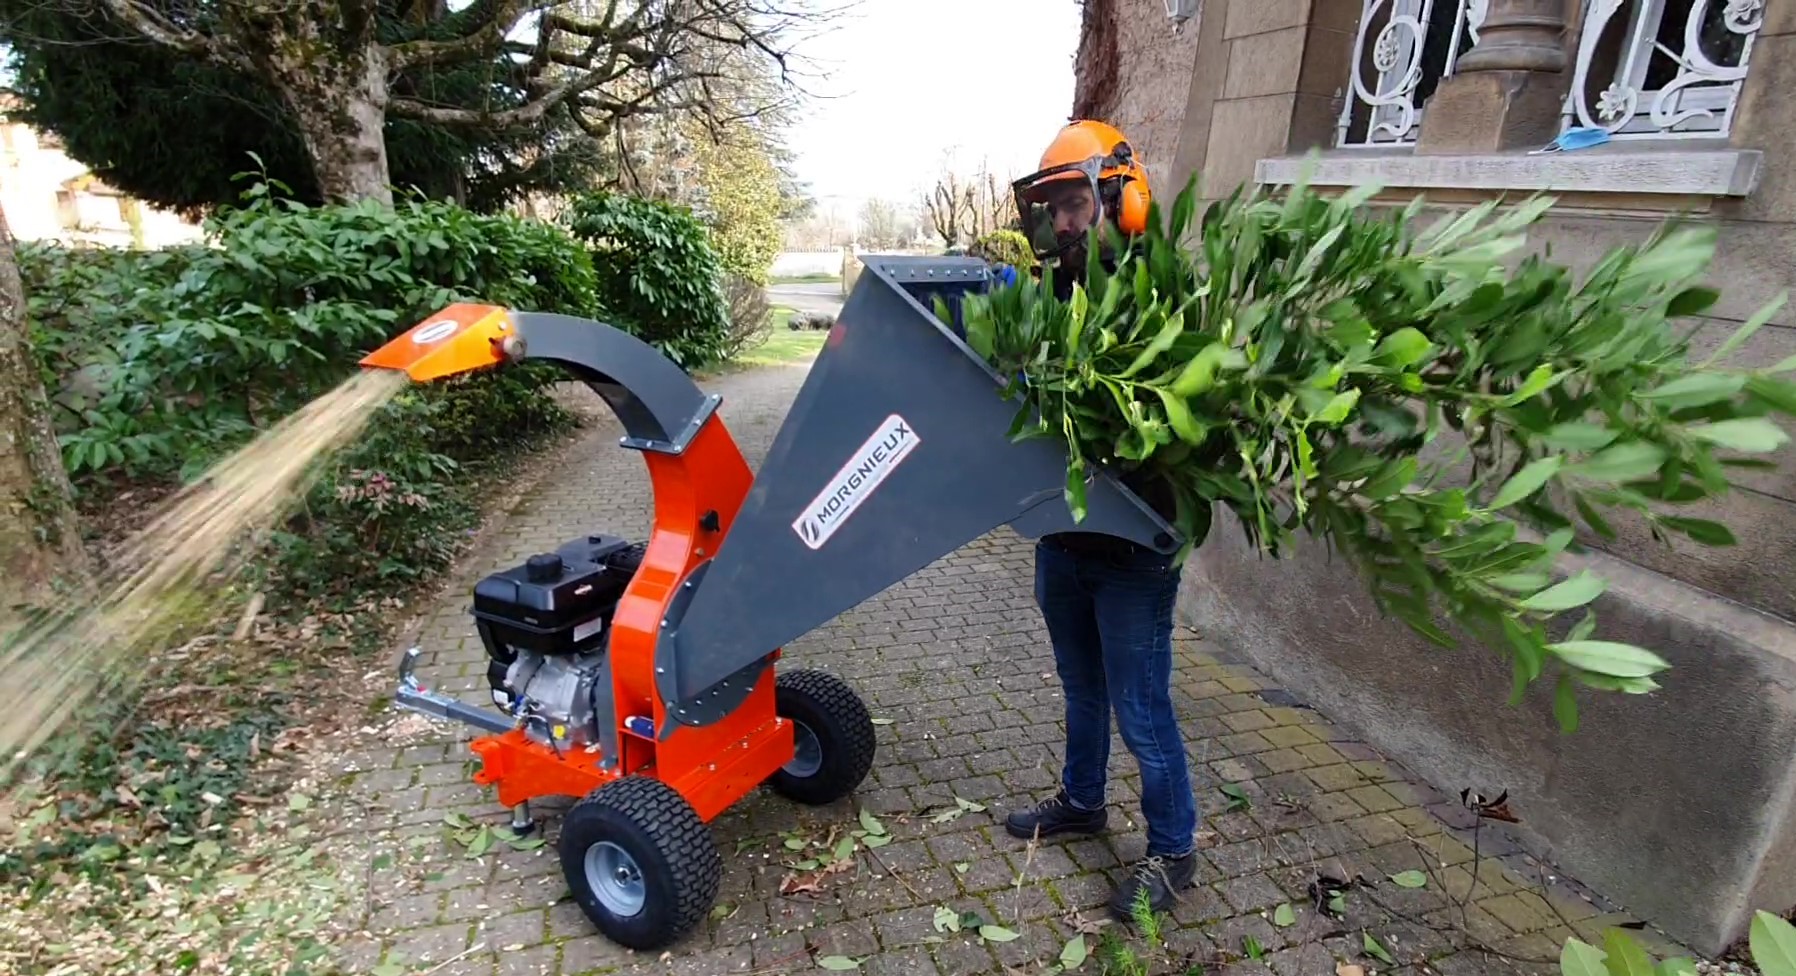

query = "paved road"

[
  {"left": 769, "top": 281, "right": 846, "bottom": 318},
  {"left": 332, "top": 361, "right": 1665, "bottom": 976}
]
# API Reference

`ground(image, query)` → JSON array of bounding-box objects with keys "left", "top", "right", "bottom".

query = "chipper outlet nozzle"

[{"left": 359, "top": 302, "right": 514, "bottom": 381}]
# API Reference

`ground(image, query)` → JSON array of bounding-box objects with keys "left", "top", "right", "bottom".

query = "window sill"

[{"left": 1254, "top": 144, "right": 1763, "bottom": 198}]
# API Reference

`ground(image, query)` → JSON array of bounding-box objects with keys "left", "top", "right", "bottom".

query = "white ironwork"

[
  {"left": 1564, "top": 0, "right": 1763, "bottom": 139},
  {"left": 1337, "top": 0, "right": 1487, "bottom": 147}
]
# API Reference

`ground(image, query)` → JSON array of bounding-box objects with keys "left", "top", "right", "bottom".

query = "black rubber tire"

[
  {"left": 767, "top": 668, "right": 877, "bottom": 805},
  {"left": 557, "top": 776, "right": 721, "bottom": 951}
]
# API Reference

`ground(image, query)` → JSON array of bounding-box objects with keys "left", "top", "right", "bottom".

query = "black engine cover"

[{"left": 472, "top": 534, "right": 642, "bottom": 658}]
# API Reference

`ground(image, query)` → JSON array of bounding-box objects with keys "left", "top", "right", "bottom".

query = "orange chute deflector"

[{"left": 360, "top": 302, "right": 513, "bottom": 382}]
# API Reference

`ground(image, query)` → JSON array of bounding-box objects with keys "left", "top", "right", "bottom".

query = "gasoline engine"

[{"left": 471, "top": 534, "right": 644, "bottom": 747}]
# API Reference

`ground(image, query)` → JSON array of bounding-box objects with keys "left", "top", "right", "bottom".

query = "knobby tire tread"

[
  {"left": 771, "top": 668, "right": 876, "bottom": 804},
  {"left": 567, "top": 776, "right": 720, "bottom": 947}
]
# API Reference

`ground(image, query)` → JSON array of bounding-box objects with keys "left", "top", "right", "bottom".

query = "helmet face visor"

[{"left": 1012, "top": 158, "right": 1106, "bottom": 263}]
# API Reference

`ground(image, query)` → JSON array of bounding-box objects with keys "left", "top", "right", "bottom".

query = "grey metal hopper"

[{"left": 655, "top": 255, "right": 1182, "bottom": 722}]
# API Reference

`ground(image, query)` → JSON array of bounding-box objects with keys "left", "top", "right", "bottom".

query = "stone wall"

[
  {"left": 1067, "top": 0, "right": 1796, "bottom": 956},
  {"left": 1179, "top": 510, "right": 1796, "bottom": 958}
]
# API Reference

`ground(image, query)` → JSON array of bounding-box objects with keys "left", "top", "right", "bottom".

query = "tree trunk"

[
  {"left": 1072, "top": 0, "right": 1122, "bottom": 121},
  {"left": 0, "top": 204, "right": 89, "bottom": 615},
  {"left": 269, "top": 44, "right": 395, "bottom": 205}
]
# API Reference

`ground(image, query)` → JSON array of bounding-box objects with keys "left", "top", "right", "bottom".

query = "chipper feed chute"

[
  {"left": 659, "top": 255, "right": 1180, "bottom": 723},
  {"left": 353, "top": 259, "right": 1179, "bottom": 953}
]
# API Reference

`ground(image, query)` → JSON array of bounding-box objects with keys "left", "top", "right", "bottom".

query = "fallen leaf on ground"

[
  {"left": 1363, "top": 932, "right": 1395, "bottom": 964},
  {"left": 779, "top": 857, "right": 852, "bottom": 895},
  {"left": 858, "top": 808, "right": 887, "bottom": 836},
  {"left": 1063, "top": 911, "right": 1110, "bottom": 936},
  {"left": 1336, "top": 965, "right": 1365, "bottom": 976}
]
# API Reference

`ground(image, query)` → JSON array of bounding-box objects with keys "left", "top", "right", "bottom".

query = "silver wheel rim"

[
  {"left": 584, "top": 841, "right": 646, "bottom": 917},
  {"left": 784, "top": 719, "right": 823, "bottom": 778}
]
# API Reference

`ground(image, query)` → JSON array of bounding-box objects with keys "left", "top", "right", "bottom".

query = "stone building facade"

[{"left": 1073, "top": 0, "right": 1796, "bottom": 958}]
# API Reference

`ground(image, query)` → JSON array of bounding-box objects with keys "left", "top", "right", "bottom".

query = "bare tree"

[
  {"left": 856, "top": 197, "right": 905, "bottom": 249},
  {"left": 784, "top": 205, "right": 851, "bottom": 250},
  {"left": 921, "top": 154, "right": 1019, "bottom": 248},
  {"left": 610, "top": 18, "right": 808, "bottom": 204},
  {"left": 86, "top": 0, "right": 835, "bottom": 204},
  {"left": 967, "top": 163, "right": 1019, "bottom": 240},
  {"left": 922, "top": 171, "right": 973, "bottom": 249}
]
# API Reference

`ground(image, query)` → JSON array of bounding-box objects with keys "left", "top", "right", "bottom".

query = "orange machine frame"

[{"left": 364, "top": 304, "right": 794, "bottom": 824}]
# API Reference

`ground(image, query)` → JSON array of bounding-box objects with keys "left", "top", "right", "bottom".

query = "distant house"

[{"left": 0, "top": 105, "right": 203, "bottom": 249}]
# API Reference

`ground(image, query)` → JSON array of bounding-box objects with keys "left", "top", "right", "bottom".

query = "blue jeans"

[{"left": 1035, "top": 537, "right": 1197, "bottom": 858}]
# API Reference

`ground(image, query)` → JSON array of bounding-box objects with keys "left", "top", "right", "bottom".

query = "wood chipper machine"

[{"left": 359, "top": 256, "right": 1183, "bottom": 950}]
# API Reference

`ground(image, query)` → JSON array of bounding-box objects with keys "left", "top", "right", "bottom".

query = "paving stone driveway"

[{"left": 334, "top": 362, "right": 1680, "bottom": 976}]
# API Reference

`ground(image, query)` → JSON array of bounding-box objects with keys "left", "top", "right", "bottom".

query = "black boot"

[
  {"left": 1004, "top": 791, "right": 1108, "bottom": 840},
  {"left": 1108, "top": 853, "right": 1199, "bottom": 921}
]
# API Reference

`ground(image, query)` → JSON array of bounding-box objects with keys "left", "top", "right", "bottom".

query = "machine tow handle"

[{"left": 393, "top": 646, "right": 517, "bottom": 735}]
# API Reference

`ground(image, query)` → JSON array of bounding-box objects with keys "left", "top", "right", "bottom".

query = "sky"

[{"left": 778, "top": 0, "right": 1083, "bottom": 217}]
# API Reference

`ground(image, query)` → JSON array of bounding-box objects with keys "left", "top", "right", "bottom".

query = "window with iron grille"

[
  {"left": 1563, "top": 0, "right": 1764, "bottom": 140},
  {"left": 1336, "top": 0, "right": 1487, "bottom": 148}
]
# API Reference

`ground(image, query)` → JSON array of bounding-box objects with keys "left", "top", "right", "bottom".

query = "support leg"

[{"left": 511, "top": 801, "right": 537, "bottom": 837}]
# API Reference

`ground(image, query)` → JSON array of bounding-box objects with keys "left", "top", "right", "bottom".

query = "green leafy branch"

[
  {"left": 956, "top": 166, "right": 1796, "bottom": 729},
  {"left": 1562, "top": 912, "right": 1795, "bottom": 976}
]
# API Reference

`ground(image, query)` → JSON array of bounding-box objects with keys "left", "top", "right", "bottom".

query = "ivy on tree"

[{"left": 955, "top": 171, "right": 1796, "bottom": 728}]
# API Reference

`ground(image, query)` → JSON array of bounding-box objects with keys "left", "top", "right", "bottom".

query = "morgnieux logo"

[{"left": 793, "top": 414, "right": 920, "bottom": 550}]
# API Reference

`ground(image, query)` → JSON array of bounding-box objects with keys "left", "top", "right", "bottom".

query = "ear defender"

[
  {"left": 1102, "top": 141, "right": 1151, "bottom": 236},
  {"left": 1117, "top": 178, "right": 1150, "bottom": 235}
]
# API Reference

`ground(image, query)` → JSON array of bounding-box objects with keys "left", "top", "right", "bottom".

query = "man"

[{"left": 997, "top": 120, "right": 1201, "bottom": 921}]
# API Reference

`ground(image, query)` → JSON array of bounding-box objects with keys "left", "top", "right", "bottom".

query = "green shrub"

[
  {"left": 969, "top": 229, "right": 1037, "bottom": 270},
  {"left": 563, "top": 191, "right": 733, "bottom": 368},
  {"left": 20, "top": 182, "right": 596, "bottom": 608},
  {"left": 722, "top": 274, "right": 772, "bottom": 359}
]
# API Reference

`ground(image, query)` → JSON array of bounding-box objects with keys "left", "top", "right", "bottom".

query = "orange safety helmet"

[{"left": 1011, "top": 120, "right": 1152, "bottom": 264}]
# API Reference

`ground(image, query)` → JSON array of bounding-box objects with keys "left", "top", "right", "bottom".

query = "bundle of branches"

[{"left": 956, "top": 174, "right": 1796, "bottom": 725}]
